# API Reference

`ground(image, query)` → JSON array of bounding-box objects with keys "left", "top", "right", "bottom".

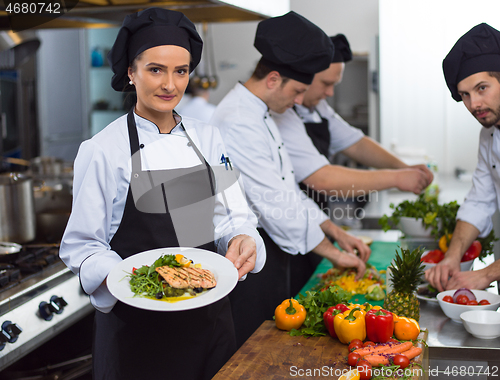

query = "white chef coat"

[
  {"left": 176, "top": 95, "right": 217, "bottom": 123},
  {"left": 456, "top": 126, "right": 500, "bottom": 237},
  {"left": 272, "top": 99, "right": 364, "bottom": 182},
  {"left": 60, "top": 112, "right": 265, "bottom": 313},
  {"left": 210, "top": 83, "right": 328, "bottom": 255}
]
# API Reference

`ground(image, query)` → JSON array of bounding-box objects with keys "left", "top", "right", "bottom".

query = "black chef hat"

[
  {"left": 254, "top": 11, "right": 334, "bottom": 85},
  {"left": 107, "top": 7, "right": 203, "bottom": 92},
  {"left": 443, "top": 23, "right": 500, "bottom": 102},
  {"left": 331, "top": 34, "right": 352, "bottom": 63}
]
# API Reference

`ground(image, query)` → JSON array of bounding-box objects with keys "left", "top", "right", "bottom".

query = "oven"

[{"left": 0, "top": 244, "right": 94, "bottom": 378}]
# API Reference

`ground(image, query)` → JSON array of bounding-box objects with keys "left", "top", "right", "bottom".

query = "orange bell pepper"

[
  {"left": 275, "top": 299, "right": 306, "bottom": 331},
  {"left": 394, "top": 314, "right": 420, "bottom": 340}
]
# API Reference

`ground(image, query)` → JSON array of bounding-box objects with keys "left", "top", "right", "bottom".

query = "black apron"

[
  {"left": 92, "top": 109, "right": 236, "bottom": 380},
  {"left": 297, "top": 107, "right": 331, "bottom": 213}
]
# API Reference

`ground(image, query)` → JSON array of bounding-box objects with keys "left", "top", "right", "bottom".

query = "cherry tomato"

[
  {"left": 357, "top": 359, "right": 372, "bottom": 380},
  {"left": 461, "top": 241, "right": 482, "bottom": 262},
  {"left": 348, "top": 352, "right": 362, "bottom": 367},
  {"left": 393, "top": 354, "right": 410, "bottom": 369},
  {"left": 442, "top": 295, "right": 454, "bottom": 303},
  {"left": 348, "top": 339, "right": 364, "bottom": 352},
  {"left": 456, "top": 294, "right": 469, "bottom": 305},
  {"left": 388, "top": 338, "right": 399, "bottom": 344},
  {"left": 466, "top": 300, "right": 478, "bottom": 305},
  {"left": 363, "top": 340, "right": 375, "bottom": 347},
  {"left": 479, "top": 299, "right": 491, "bottom": 305}
]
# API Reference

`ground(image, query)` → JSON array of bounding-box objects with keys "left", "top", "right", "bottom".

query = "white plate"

[
  {"left": 107, "top": 247, "right": 238, "bottom": 311},
  {"left": 416, "top": 284, "right": 439, "bottom": 303}
]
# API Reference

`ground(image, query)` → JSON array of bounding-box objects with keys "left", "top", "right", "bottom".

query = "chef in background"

[
  {"left": 211, "top": 11, "right": 370, "bottom": 348},
  {"left": 59, "top": 8, "right": 265, "bottom": 379},
  {"left": 272, "top": 34, "right": 433, "bottom": 213},
  {"left": 176, "top": 81, "right": 217, "bottom": 122},
  {"left": 426, "top": 23, "right": 500, "bottom": 291}
]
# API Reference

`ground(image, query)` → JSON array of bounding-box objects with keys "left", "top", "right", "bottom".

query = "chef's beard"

[{"left": 474, "top": 103, "right": 500, "bottom": 128}]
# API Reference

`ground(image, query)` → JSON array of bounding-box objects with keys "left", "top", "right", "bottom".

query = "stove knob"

[
  {"left": 1, "top": 321, "right": 22, "bottom": 343},
  {"left": 38, "top": 301, "right": 55, "bottom": 321},
  {"left": 0, "top": 329, "right": 9, "bottom": 351},
  {"left": 50, "top": 295, "right": 68, "bottom": 314}
]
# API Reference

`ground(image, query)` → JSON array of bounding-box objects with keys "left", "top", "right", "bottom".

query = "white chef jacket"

[
  {"left": 60, "top": 112, "right": 265, "bottom": 313},
  {"left": 272, "top": 99, "right": 364, "bottom": 182},
  {"left": 210, "top": 83, "right": 328, "bottom": 255},
  {"left": 456, "top": 126, "right": 500, "bottom": 237}
]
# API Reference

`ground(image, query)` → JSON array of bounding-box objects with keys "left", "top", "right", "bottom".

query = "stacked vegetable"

[{"left": 324, "top": 303, "right": 422, "bottom": 379}]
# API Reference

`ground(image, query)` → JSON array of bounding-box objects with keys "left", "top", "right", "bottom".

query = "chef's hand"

[
  {"left": 322, "top": 220, "right": 371, "bottom": 262},
  {"left": 395, "top": 168, "right": 432, "bottom": 194},
  {"left": 226, "top": 234, "right": 257, "bottom": 280},
  {"left": 446, "top": 269, "right": 491, "bottom": 290},
  {"left": 333, "top": 251, "right": 367, "bottom": 281},
  {"left": 425, "top": 256, "right": 461, "bottom": 292},
  {"left": 335, "top": 230, "right": 371, "bottom": 263},
  {"left": 408, "top": 164, "right": 434, "bottom": 186}
]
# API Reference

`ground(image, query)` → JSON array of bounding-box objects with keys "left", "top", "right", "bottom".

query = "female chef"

[{"left": 59, "top": 7, "right": 265, "bottom": 380}]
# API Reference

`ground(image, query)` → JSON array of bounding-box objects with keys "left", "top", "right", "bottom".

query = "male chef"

[
  {"left": 426, "top": 23, "right": 500, "bottom": 291},
  {"left": 211, "top": 11, "right": 370, "bottom": 347},
  {"left": 272, "top": 34, "right": 433, "bottom": 213}
]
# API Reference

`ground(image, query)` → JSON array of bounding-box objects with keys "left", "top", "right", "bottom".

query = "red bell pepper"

[
  {"left": 365, "top": 308, "right": 394, "bottom": 343},
  {"left": 323, "top": 303, "right": 350, "bottom": 338}
]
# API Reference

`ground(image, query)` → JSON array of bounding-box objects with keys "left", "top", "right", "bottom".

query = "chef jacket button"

[
  {"left": 494, "top": 165, "right": 497, "bottom": 169},
  {"left": 492, "top": 133, "right": 494, "bottom": 137},
  {"left": 278, "top": 146, "right": 281, "bottom": 149},
  {"left": 134, "top": 173, "right": 139, "bottom": 178},
  {"left": 282, "top": 177, "right": 285, "bottom": 180},
  {"left": 139, "top": 144, "right": 144, "bottom": 149},
  {"left": 291, "top": 170, "right": 294, "bottom": 174},
  {"left": 187, "top": 142, "right": 192, "bottom": 147}
]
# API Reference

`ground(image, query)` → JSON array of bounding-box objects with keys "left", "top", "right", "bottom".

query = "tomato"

[
  {"left": 442, "top": 295, "right": 454, "bottom": 303},
  {"left": 357, "top": 359, "right": 372, "bottom": 380},
  {"left": 348, "top": 339, "right": 364, "bottom": 352},
  {"left": 388, "top": 338, "right": 399, "bottom": 344},
  {"left": 479, "top": 299, "right": 491, "bottom": 305},
  {"left": 393, "top": 354, "right": 410, "bottom": 369},
  {"left": 421, "top": 249, "right": 445, "bottom": 263},
  {"left": 466, "top": 300, "right": 479, "bottom": 305},
  {"left": 348, "top": 352, "right": 362, "bottom": 367},
  {"left": 363, "top": 340, "right": 375, "bottom": 347},
  {"left": 456, "top": 295, "right": 469, "bottom": 305},
  {"left": 461, "top": 241, "right": 482, "bottom": 262}
]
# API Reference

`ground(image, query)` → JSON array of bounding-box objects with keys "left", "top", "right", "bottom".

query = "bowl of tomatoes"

[
  {"left": 436, "top": 288, "right": 500, "bottom": 322},
  {"left": 420, "top": 249, "right": 475, "bottom": 272}
]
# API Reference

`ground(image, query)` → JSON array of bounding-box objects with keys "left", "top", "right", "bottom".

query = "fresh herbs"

[
  {"left": 129, "top": 254, "right": 181, "bottom": 299},
  {"left": 289, "top": 285, "right": 351, "bottom": 337},
  {"left": 378, "top": 194, "right": 497, "bottom": 262}
]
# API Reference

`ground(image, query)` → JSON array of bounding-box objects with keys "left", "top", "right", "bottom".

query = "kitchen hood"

[{"left": 0, "top": 0, "right": 290, "bottom": 30}]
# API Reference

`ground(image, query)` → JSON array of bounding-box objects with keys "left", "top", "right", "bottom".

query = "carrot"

[
  {"left": 400, "top": 346, "right": 422, "bottom": 360},
  {"left": 354, "top": 341, "right": 413, "bottom": 357},
  {"left": 363, "top": 353, "right": 390, "bottom": 366}
]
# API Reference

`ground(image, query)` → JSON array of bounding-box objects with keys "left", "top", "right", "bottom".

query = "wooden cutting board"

[{"left": 214, "top": 320, "right": 428, "bottom": 380}]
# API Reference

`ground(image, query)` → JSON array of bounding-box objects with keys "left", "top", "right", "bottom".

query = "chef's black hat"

[
  {"left": 331, "top": 34, "right": 352, "bottom": 63},
  {"left": 254, "top": 11, "right": 334, "bottom": 84},
  {"left": 107, "top": 7, "right": 203, "bottom": 92},
  {"left": 443, "top": 23, "right": 500, "bottom": 102}
]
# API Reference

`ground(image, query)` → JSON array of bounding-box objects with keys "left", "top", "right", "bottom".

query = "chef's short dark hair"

[
  {"left": 488, "top": 72, "right": 500, "bottom": 83},
  {"left": 251, "top": 58, "right": 290, "bottom": 86}
]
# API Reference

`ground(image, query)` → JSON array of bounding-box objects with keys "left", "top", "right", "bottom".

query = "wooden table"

[{"left": 214, "top": 321, "right": 428, "bottom": 379}]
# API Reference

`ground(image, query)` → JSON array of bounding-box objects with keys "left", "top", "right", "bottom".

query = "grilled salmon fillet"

[{"left": 156, "top": 266, "right": 217, "bottom": 289}]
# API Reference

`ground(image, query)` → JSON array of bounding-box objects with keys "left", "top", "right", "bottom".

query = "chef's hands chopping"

[
  {"left": 226, "top": 234, "right": 257, "bottom": 279},
  {"left": 395, "top": 168, "right": 433, "bottom": 195},
  {"left": 425, "top": 255, "right": 461, "bottom": 292},
  {"left": 333, "top": 228, "right": 371, "bottom": 263}
]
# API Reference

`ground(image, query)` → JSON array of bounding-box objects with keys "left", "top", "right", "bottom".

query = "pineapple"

[{"left": 383, "top": 247, "right": 425, "bottom": 321}]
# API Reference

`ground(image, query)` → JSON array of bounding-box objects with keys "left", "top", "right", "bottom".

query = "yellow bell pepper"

[
  {"left": 275, "top": 299, "right": 306, "bottom": 331},
  {"left": 334, "top": 307, "right": 366, "bottom": 344},
  {"left": 393, "top": 315, "right": 420, "bottom": 340},
  {"left": 349, "top": 302, "right": 380, "bottom": 312},
  {"left": 439, "top": 234, "right": 453, "bottom": 253}
]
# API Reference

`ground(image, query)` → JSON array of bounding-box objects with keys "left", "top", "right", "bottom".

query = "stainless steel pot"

[{"left": 0, "top": 173, "right": 36, "bottom": 243}]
